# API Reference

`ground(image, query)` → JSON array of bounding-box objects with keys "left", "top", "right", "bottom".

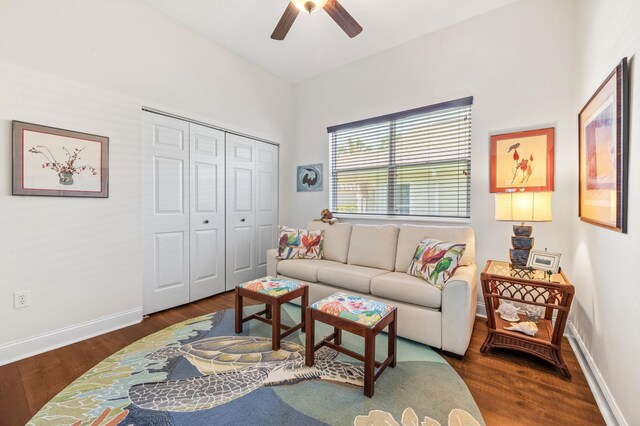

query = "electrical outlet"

[{"left": 14, "top": 290, "right": 30, "bottom": 309}]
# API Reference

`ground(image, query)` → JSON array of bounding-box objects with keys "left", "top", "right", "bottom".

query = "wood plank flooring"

[{"left": 0, "top": 292, "right": 604, "bottom": 425}]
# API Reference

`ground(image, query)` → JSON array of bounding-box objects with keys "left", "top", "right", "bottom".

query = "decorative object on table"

[
  {"left": 277, "top": 225, "right": 324, "bottom": 259},
  {"left": 496, "top": 302, "right": 520, "bottom": 322},
  {"left": 407, "top": 238, "right": 466, "bottom": 288},
  {"left": 490, "top": 127, "right": 554, "bottom": 193},
  {"left": 12, "top": 121, "right": 109, "bottom": 198},
  {"left": 297, "top": 163, "right": 323, "bottom": 192},
  {"left": 526, "top": 249, "right": 561, "bottom": 273},
  {"left": 495, "top": 191, "right": 552, "bottom": 267},
  {"left": 313, "top": 208, "right": 339, "bottom": 224},
  {"left": 481, "top": 260, "right": 575, "bottom": 377},
  {"left": 525, "top": 306, "right": 544, "bottom": 323},
  {"left": 504, "top": 321, "right": 538, "bottom": 337},
  {"left": 29, "top": 305, "right": 484, "bottom": 425},
  {"left": 579, "top": 57, "right": 629, "bottom": 233}
]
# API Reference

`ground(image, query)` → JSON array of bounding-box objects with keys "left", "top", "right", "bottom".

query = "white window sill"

[{"left": 333, "top": 213, "right": 471, "bottom": 224}]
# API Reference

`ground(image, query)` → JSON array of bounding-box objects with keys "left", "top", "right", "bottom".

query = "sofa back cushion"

[
  {"left": 396, "top": 225, "right": 475, "bottom": 272},
  {"left": 306, "top": 221, "right": 352, "bottom": 263},
  {"left": 347, "top": 224, "right": 399, "bottom": 271}
]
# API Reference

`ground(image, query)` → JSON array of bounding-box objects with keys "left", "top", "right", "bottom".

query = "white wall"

[
  {"left": 287, "top": 0, "right": 640, "bottom": 423},
  {"left": 287, "top": 0, "right": 577, "bottom": 283},
  {"left": 0, "top": 0, "right": 292, "bottom": 361},
  {"left": 571, "top": 2, "right": 640, "bottom": 425}
]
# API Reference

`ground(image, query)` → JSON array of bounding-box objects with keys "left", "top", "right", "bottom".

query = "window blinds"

[{"left": 328, "top": 97, "right": 472, "bottom": 218}]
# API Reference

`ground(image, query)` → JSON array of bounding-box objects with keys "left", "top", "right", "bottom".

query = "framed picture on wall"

[
  {"left": 490, "top": 127, "right": 555, "bottom": 193},
  {"left": 579, "top": 58, "right": 629, "bottom": 233},
  {"left": 297, "top": 163, "right": 323, "bottom": 192},
  {"left": 12, "top": 121, "right": 109, "bottom": 198}
]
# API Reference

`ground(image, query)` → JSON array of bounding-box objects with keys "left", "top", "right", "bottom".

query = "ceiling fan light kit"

[
  {"left": 271, "top": 0, "right": 363, "bottom": 40},
  {"left": 292, "top": 0, "right": 328, "bottom": 13}
]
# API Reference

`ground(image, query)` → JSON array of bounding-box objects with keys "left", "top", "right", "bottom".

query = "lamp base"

[
  {"left": 509, "top": 224, "right": 534, "bottom": 268},
  {"left": 510, "top": 249, "right": 530, "bottom": 268}
]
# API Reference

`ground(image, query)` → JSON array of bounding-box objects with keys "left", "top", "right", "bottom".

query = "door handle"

[
  {"left": 241, "top": 218, "right": 246, "bottom": 222},
  {"left": 203, "top": 220, "right": 209, "bottom": 224}
]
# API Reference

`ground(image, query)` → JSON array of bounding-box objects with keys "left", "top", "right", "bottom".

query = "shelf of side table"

[{"left": 480, "top": 260, "right": 575, "bottom": 378}]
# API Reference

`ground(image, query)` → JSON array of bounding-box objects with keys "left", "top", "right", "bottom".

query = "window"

[{"left": 328, "top": 97, "right": 472, "bottom": 219}]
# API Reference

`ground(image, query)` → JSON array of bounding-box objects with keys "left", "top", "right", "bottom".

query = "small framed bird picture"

[
  {"left": 490, "top": 127, "right": 555, "bottom": 193},
  {"left": 297, "top": 163, "right": 323, "bottom": 192}
]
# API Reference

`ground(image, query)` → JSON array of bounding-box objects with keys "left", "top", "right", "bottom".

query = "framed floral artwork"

[
  {"left": 490, "top": 128, "right": 554, "bottom": 193},
  {"left": 579, "top": 58, "right": 629, "bottom": 233},
  {"left": 12, "top": 121, "right": 109, "bottom": 198}
]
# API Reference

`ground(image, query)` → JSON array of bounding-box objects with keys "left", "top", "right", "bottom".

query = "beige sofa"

[{"left": 267, "top": 222, "right": 477, "bottom": 356}]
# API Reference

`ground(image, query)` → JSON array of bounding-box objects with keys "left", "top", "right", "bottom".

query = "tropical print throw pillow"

[
  {"left": 407, "top": 238, "right": 466, "bottom": 288},
  {"left": 277, "top": 226, "right": 324, "bottom": 260}
]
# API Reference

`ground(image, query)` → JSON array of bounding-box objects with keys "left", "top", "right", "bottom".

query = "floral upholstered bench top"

[
  {"left": 239, "top": 276, "right": 306, "bottom": 297},
  {"left": 310, "top": 292, "right": 395, "bottom": 327}
]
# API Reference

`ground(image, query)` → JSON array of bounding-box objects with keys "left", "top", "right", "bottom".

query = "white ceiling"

[{"left": 143, "top": 0, "right": 518, "bottom": 83}]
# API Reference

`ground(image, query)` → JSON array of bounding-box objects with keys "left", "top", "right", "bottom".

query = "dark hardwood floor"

[{"left": 0, "top": 292, "right": 604, "bottom": 426}]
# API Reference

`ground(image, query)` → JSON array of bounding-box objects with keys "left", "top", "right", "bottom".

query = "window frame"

[{"left": 327, "top": 96, "right": 473, "bottom": 221}]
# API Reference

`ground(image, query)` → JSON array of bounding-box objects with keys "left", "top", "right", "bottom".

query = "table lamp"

[{"left": 495, "top": 192, "right": 552, "bottom": 267}]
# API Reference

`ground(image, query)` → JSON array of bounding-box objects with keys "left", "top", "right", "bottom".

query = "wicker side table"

[{"left": 480, "top": 260, "right": 575, "bottom": 378}]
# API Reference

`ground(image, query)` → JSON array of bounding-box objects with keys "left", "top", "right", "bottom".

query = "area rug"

[{"left": 28, "top": 304, "right": 485, "bottom": 425}]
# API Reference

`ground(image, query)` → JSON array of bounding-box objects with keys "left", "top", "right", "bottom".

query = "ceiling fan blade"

[
  {"left": 271, "top": 1, "right": 300, "bottom": 40},
  {"left": 323, "top": 0, "right": 363, "bottom": 38}
]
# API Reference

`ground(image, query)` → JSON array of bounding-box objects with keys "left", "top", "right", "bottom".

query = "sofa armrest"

[
  {"left": 441, "top": 264, "right": 478, "bottom": 356},
  {"left": 267, "top": 249, "right": 280, "bottom": 277}
]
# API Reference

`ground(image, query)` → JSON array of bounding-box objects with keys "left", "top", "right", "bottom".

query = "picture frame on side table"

[
  {"left": 526, "top": 250, "right": 561, "bottom": 273},
  {"left": 490, "top": 127, "right": 555, "bottom": 193},
  {"left": 579, "top": 57, "right": 629, "bottom": 233},
  {"left": 12, "top": 121, "right": 109, "bottom": 198}
]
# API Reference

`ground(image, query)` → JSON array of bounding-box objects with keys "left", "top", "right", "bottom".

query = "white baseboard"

[
  {"left": 0, "top": 307, "right": 143, "bottom": 366},
  {"left": 566, "top": 322, "right": 627, "bottom": 426},
  {"left": 476, "top": 301, "right": 487, "bottom": 318},
  {"left": 475, "top": 302, "right": 624, "bottom": 425}
]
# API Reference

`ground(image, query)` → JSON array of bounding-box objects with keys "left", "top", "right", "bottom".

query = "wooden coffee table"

[
  {"left": 305, "top": 292, "right": 397, "bottom": 397},
  {"left": 235, "top": 276, "right": 308, "bottom": 351}
]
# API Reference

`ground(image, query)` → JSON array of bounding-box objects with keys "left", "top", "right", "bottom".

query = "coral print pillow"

[
  {"left": 407, "top": 238, "right": 466, "bottom": 288},
  {"left": 277, "top": 226, "right": 324, "bottom": 260}
]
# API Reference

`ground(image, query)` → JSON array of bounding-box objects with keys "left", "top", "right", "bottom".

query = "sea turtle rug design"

[{"left": 28, "top": 305, "right": 484, "bottom": 425}]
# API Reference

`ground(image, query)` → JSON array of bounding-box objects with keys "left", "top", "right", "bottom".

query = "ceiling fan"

[{"left": 271, "top": 0, "right": 363, "bottom": 40}]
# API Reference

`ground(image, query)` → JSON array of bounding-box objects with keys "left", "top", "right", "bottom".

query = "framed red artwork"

[{"left": 490, "top": 128, "right": 554, "bottom": 193}]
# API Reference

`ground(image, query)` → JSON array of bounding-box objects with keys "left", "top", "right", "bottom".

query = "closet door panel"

[
  {"left": 143, "top": 113, "right": 190, "bottom": 315},
  {"left": 190, "top": 124, "right": 226, "bottom": 301},
  {"left": 255, "top": 142, "right": 279, "bottom": 276},
  {"left": 226, "top": 134, "right": 257, "bottom": 290}
]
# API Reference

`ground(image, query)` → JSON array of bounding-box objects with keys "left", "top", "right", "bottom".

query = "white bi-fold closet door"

[
  {"left": 142, "top": 112, "right": 278, "bottom": 314},
  {"left": 225, "top": 134, "right": 279, "bottom": 290}
]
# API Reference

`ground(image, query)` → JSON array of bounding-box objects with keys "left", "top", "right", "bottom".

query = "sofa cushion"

[
  {"left": 347, "top": 224, "right": 399, "bottom": 271},
  {"left": 395, "top": 225, "right": 475, "bottom": 272},
  {"left": 277, "top": 226, "right": 324, "bottom": 259},
  {"left": 407, "top": 238, "right": 466, "bottom": 288},
  {"left": 306, "top": 221, "right": 352, "bottom": 263},
  {"left": 370, "top": 272, "right": 442, "bottom": 309},
  {"left": 277, "top": 259, "right": 343, "bottom": 283},
  {"left": 317, "top": 264, "right": 387, "bottom": 294}
]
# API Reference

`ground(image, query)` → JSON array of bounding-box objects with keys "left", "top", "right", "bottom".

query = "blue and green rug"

[{"left": 28, "top": 305, "right": 484, "bottom": 425}]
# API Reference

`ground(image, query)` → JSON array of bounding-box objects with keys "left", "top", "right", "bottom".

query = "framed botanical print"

[
  {"left": 579, "top": 58, "right": 629, "bottom": 233},
  {"left": 13, "top": 121, "right": 109, "bottom": 198},
  {"left": 490, "top": 127, "right": 555, "bottom": 193}
]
